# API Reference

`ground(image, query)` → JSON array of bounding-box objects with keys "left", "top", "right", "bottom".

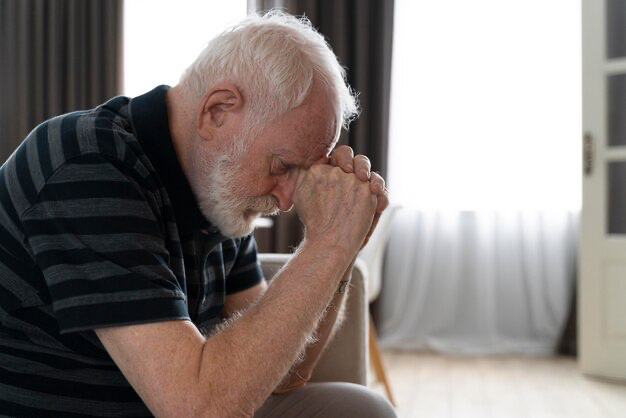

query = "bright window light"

[
  {"left": 388, "top": 0, "right": 582, "bottom": 210},
  {"left": 123, "top": 0, "right": 247, "bottom": 97}
]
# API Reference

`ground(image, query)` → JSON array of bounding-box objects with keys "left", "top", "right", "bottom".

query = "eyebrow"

[
  {"left": 273, "top": 140, "right": 333, "bottom": 168},
  {"left": 271, "top": 151, "right": 307, "bottom": 168}
]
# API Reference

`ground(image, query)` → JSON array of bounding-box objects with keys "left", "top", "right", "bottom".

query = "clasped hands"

[{"left": 292, "top": 145, "right": 389, "bottom": 254}]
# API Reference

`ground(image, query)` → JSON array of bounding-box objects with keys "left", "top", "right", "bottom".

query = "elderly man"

[{"left": 0, "top": 11, "right": 394, "bottom": 417}]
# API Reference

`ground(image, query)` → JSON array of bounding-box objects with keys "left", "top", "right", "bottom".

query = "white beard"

[{"left": 188, "top": 140, "right": 279, "bottom": 238}]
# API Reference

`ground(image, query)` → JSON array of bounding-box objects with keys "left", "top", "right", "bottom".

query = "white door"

[{"left": 580, "top": 0, "right": 626, "bottom": 381}]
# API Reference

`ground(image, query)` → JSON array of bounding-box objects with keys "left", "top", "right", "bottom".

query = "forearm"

[
  {"left": 95, "top": 164, "right": 380, "bottom": 418},
  {"left": 272, "top": 259, "right": 354, "bottom": 393},
  {"left": 198, "top": 238, "right": 355, "bottom": 416}
]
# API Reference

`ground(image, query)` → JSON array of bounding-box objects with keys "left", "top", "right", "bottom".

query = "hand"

[
  {"left": 293, "top": 165, "right": 377, "bottom": 255},
  {"left": 329, "top": 145, "right": 389, "bottom": 248}
]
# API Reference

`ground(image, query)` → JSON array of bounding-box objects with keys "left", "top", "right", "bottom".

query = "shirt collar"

[{"left": 128, "top": 85, "right": 216, "bottom": 235}]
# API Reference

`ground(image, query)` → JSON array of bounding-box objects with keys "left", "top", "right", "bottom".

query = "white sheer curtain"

[
  {"left": 378, "top": 209, "right": 577, "bottom": 354},
  {"left": 379, "top": 0, "right": 581, "bottom": 354}
]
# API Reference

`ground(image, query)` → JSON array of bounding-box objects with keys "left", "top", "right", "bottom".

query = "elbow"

[
  {"left": 272, "top": 372, "right": 311, "bottom": 395},
  {"left": 193, "top": 382, "right": 262, "bottom": 418},
  {"left": 195, "top": 400, "right": 256, "bottom": 418},
  {"left": 272, "top": 380, "right": 307, "bottom": 395}
]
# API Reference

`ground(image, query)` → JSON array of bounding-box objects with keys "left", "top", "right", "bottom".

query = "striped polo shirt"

[{"left": 0, "top": 85, "right": 265, "bottom": 417}]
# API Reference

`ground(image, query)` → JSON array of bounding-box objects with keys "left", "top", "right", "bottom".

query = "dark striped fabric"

[{"left": 0, "top": 85, "right": 265, "bottom": 416}]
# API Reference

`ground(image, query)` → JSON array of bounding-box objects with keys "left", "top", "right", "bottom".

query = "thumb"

[{"left": 292, "top": 168, "right": 308, "bottom": 201}]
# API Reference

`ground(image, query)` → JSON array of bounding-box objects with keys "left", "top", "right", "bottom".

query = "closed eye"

[
  {"left": 270, "top": 154, "right": 306, "bottom": 175},
  {"left": 271, "top": 160, "right": 289, "bottom": 175}
]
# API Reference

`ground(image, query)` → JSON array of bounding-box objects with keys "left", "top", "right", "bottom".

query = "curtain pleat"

[
  {"left": 0, "top": 0, "right": 123, "bottom": 163},
  {"left": 375, "top": 209, "right": 578, "bottom": 355}
]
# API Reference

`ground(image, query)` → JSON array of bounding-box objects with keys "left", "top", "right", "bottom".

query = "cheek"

[
  {"left": 253, "top": 177, "right": 278, "bottom": 197},
  {"left": 245, "top": 164, "right": 278, "bottom": 195},
  {"left": 230, "top": 167, "right": 275, "bottom": 197}
]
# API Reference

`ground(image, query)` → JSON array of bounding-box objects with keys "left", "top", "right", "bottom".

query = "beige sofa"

[{"left": 258, "top": 253, "right": 368, "bottom": 386}]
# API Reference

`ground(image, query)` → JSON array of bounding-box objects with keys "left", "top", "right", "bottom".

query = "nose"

[{"left": 271, "top": 175, "right": 297, "bottom": 211}]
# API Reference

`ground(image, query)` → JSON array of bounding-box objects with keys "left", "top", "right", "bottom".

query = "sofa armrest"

[{"left": 258, "top": 254, "right": 368, "bottom": 386}]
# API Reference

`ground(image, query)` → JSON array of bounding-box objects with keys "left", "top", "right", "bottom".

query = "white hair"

[{"left": 179, "top": 10, "right": 359, "bottom": 139}]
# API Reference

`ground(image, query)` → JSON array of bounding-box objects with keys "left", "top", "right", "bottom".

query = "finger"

[
  {"left": 369, "top": 172, "right": 385, "bottom": 194},
  {"left": 292, "top": 167, "right": 308, "bottom": 193},
  {"left": 329, "top": 145, "right": 355, "bottom": 172},
  {"left": 360, "top": 212, "right": 381, "bottom": 250},
  {"left": 376, "top": 188, "right": 389, "bottom": 214},
  {"left": 353, "top": 155, "right": 371, "bottom": 181}
]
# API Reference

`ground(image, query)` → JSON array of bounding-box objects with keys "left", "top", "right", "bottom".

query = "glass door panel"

[
  {"left": 607, "top": 0, "right": 626, "bottom": 58},
  {"left": 608, "top": 161, "right": 626, "bottom": 234},
  {"left": 608, "top": 74, "right": 626, "bottom": 146}
]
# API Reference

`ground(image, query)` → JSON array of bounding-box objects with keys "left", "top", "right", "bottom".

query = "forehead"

[
  {"left": 296, "top": 117, "right": 337, "bottom": 161},
  {"left": 274, "top": 97, "right": 338, "bottom": 166}
]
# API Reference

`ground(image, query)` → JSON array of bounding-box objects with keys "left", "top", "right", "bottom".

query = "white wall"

[{"left": 124, "top": 0, "right": 247, "bottom": 97}]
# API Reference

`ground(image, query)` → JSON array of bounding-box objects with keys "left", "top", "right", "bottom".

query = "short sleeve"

[
  {"left": 225, "top": 235, "right": 265, "bottom": 295},
  {"left": 21, "top": 155, "right": 190, "bottom": 334}
]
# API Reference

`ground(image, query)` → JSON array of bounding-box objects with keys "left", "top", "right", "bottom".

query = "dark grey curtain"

[
  {"left": 252, "top": 0, "right": 395, "bottom": 253},
  {"left": 0, "top": 0, "right": 123, "bottom": 163}
]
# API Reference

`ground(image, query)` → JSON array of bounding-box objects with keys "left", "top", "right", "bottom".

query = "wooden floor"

[{"left": 371, "top": 351, "right": 626, "bottom": 418}]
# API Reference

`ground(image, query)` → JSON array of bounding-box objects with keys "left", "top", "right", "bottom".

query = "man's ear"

[{"left": 196, "top": 83, "right": 244, "bottom": 141}]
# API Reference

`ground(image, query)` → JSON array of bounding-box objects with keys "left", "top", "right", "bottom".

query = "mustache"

[{"left": 246, "top": 195, "right": 279, "bottom": 215}]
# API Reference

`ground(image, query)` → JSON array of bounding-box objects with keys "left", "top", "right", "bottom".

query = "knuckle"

[
  {"left": 332, "top": 145, "right": 353, "bottom": 159},
  {"left": 330, "top": 166, "right": 343, "bottom": 179},
  {"left": 337, "top": 145, "right": 354, "bottom": 154},
  {"left": 354, "top": 154, "right": 371, "bottom": 165},
  {"left": 371, "top": 171, "right": 384, "bottom": 182}
]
